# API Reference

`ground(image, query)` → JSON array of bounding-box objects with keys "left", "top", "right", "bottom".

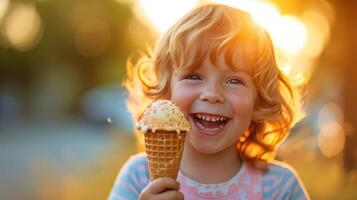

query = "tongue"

[{"left": 199, "top": 119, "right": 224, "bottom": 129}]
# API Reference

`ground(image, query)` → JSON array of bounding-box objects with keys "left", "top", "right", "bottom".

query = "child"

[{"left": 108, "top": 3, "right": 309, "bottom": 200}]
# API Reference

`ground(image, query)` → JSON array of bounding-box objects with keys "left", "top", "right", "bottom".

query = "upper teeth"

[{"left": 195, "top": 114, "right": 226, "bottom": 122}]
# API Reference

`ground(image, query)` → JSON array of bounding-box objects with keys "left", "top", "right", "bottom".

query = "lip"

[{"left": 189, "top": 114, "right": 229, "bottom": 137}]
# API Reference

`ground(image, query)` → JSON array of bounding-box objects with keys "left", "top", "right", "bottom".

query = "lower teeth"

[{"left": 196, "top": 121, "right": 224, "bottom": 132}]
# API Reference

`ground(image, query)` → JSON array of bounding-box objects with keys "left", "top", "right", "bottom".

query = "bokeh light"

[
  {"left": 248, "top": 2, "right": 281, "bottom": 33},
  {"left": 2, "top": 2, "right": 42, "bottom": 51},
  {"left": 318, "top": 121, "right": 345, "bottom": 158},
  {"left": 134, "top": 0, "right": 318, "bottom": 87},
  {"left": 245, "top": 142, "right": 263, "bottom": 158},
  {"left": 291, "top": 71, "right": 310, "bottom": 86},
  {"left": 318, "top": 102, "right": 344, "bottom": 130},
  {"left": 263, "top": 133, "right": 278, "bottom": 146},
  {"left": 0, "top": 0, "right": 9, "bottom": 21},
  {"left": 212, "top": 0, "right": 307, "bottom": 54},
  {"left": 134, "top": 0, "right": 197, "bottom": 33},
  {"left": 302, "top": 10, "right": 331, "bottom": 58},
  {"left": 212, "top": 0, "right": 261, "bottom": 12},
  {"left": 309, "top": 0, "right": 335, "bottom": 24},
  {"left": 317, "top": 102, "right": 345, "bottom": 158},
  {"left": 272, "top": 16, "right": 307, "bottom": 54}
]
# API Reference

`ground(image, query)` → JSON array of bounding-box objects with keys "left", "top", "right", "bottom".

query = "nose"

[{"left": 199, "top": 82, "right": 225, "bottom": 104}]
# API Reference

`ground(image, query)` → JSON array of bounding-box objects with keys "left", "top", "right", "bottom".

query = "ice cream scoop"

[
  {"left": 136, "top": 100, "right": 191, "bottom": 180},
  {"left": 136, "top": 99, "right": 191, "bottom": 134}
]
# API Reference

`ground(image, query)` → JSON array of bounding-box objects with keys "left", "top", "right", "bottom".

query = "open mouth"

[{"left": 190, "top": 113, "right": 230, "bottom": 135}]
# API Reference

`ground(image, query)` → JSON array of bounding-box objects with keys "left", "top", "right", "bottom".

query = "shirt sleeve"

[
  {"left": 262, "top": 161, "right": 310, "bottom": 200},
  {"left": 107, "top": 154, "right": 150, "bottom": 200}
]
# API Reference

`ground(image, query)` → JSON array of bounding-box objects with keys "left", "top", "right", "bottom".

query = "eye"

[
  {"left": 184, "top": 74, "right": 201, "bottom": 80},
  {"left": 226, "top": 78, "right": 244, "bottom": 85}
]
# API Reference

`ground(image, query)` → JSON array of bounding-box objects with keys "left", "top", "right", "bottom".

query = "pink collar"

[{"left": 177, "top": 163, "right": 263, "bottom": 200}]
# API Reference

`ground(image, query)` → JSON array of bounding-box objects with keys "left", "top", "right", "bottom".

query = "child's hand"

[{"left": 139, "top": 177, "right": 184, "bottom": 200}]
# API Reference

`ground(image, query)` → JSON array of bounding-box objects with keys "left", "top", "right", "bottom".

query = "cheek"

[
  {"left": 171, "top": 83, "right": 197, "bottom": 115},
  {"left": 228, "top": 93, "right": 255, "bottom": 118}
]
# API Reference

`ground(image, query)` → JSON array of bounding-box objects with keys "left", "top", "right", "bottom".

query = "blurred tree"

[
  {"left": 0, "top": 0, "right": 155, "bottom": 120},
  {"left": 330, "top": 0, "right": 357, "bottom": 174}
]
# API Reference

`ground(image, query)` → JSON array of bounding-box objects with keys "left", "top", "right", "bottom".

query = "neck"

[{"left": 180, "top": 142, "right": 242, "bottom": 184}]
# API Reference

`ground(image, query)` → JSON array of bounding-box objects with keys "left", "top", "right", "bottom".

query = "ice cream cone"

[
  {"left": 136, "top": 100, "right": 191, "bottom": 180},
  {"left": 145, "top": 131, "right": 186, "bottom": 180}
]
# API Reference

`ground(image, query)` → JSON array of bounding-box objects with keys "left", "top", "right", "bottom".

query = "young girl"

[{"left": 109, "top": 3, "right": 309, "bottom": 200}]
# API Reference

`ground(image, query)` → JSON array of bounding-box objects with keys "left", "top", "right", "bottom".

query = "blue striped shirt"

[{"left": 108, "top": 153, "right": 309, "bottom": 200}]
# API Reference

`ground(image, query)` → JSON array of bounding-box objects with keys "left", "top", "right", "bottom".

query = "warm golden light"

[
  {"left": 292, "top": 71, "right": 310, "bottom": 86},
  {"left": 318, "top": 122, "right": 345, "bottom": 158},
  {"left": 263, "top": 133, "right": 277, "bottom": 146},
  {"left": 211, "top": 0, "right": 264, "bottom": 13},
  {"left": 0, "top": 0, "right": 9, "bottom": 21},
  {"left": 245, "top": 142, "right": 263, "bottom": 158},
  {"left": 212, "top": 0, "right": 307, "bottom": 55},
  {"left": 302, "top": 10, "right": 330, "bottom": 58},
  {"left": 272, "top": 16, "right": 307, "bottom": 54},
  {"left": 210, "top": 1, "right": 310, "bottom": 85},
  {"left": 2, "top": 2, "right": 42, "bottom": 51},
  {"left": 280, "top": 63, "right": 293, "bottom": 75},
  {"left": 132, "top": 0, "right": 331, "bottom": 88},
  {"left": 245, "top": 1, "right": 281, "bottom": 32},
  {"left": 308, "top": 0, "right": 335, "bottom": 24},
  {"left": 260, "top": 151, "right": 275, "bottom": 161},
  {"left": 274, "top": 50, "right": 293, "bottom": 73},
  {"left": 211, "top": 0, "right": 281, "bottom": 31},
  {"left": 135, "top": 0, "right": 308, "bottom": 55},
  {"left": 134, "top": 0, "right": 197, "bottom": 33}
]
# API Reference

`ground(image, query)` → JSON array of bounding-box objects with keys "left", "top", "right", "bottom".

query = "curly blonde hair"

[{"left": 124, "top": 4, "right": 302, "bottom": 170}]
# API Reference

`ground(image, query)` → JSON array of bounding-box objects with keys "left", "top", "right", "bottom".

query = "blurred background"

[{"left": 0, "top": 0, "right": 356, "bottom": 199}]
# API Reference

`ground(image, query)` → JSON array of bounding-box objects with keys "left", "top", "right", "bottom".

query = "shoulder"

[
  {"left": 108, "top": 153, "right": 150, "bottom": 200},
  {"left": 265, "top": 160, "right": 299, "bottom": 178},
  {"left": 118, "top": 153, "right": 149, "bottom": 182},
  {"left": 124, "top": 153, "right": 149, "bottom": 169},
  {"left": 261, "top": 160, "right": 310, "bottom": 200}
]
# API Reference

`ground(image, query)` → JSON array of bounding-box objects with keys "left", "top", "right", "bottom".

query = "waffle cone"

[{"left": 145, "top": 131, "right": 186, "bottom": 181}]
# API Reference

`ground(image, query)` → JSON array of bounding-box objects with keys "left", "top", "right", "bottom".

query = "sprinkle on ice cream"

[{"left": 136, "top": 100, "right": 191, "bottom": 134}]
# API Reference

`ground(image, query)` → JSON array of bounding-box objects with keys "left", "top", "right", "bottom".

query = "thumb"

[{"left": 147, "top": 177, "right": 180, "bottom": 194}]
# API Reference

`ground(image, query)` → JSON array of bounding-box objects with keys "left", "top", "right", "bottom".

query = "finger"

[
  {"left": 147, "top": 177, "right": 180, "bottom": 194},
  {"left": 156, "top": 190, "right": 184, "bottom": 200}
]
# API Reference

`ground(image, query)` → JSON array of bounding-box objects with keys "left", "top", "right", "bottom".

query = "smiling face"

[{"left": 170, "top": 54, "right": 257, "bottom": 154}]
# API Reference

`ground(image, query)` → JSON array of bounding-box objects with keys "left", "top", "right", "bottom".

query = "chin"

[
  {"left": 194, "top": 147, "right": 217, "bottom": 154},
  {"left": 190, "top": 140, "right": 223, "bottom": 154},
  {"left": 189, "top": 136, "right": 240, "bottom": 155}
]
